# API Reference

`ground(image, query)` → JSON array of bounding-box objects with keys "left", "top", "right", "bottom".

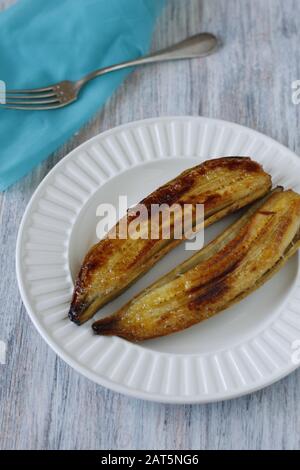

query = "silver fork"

[{"left": 0, "top": 33, "right": 218, "bottom": 111}]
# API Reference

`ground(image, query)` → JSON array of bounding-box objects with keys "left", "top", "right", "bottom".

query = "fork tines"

[{"left": 0, "top": 86, "right": 62, "bottom": 110}]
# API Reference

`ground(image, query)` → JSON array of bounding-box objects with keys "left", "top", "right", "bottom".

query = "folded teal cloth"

[{"left": 0, "top": 0, "right": 165, "bottom": 191}]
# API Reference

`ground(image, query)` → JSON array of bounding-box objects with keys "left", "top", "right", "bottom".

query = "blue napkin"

[{"left": 0, "top": 0, "right": 165, "bottom": 191}]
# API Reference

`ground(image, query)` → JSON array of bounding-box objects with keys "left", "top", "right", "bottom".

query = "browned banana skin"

[
  {"left": 69, "top": 157, "right": 272, "bottom": 325},
  {"left": 93, "top": 189, "right": 300, "bottom": 342}
]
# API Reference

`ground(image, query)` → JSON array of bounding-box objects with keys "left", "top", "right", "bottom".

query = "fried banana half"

[
  {"left": 92, "top": 189, "right": 300, "bottom": 341},
  {"left": 69, "top": 157, "right": 271, "bottom": 325}
]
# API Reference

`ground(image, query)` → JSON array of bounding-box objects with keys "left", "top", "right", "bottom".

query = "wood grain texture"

[{"left": 1, "top": 0, "right": 300, "bottom": 450}]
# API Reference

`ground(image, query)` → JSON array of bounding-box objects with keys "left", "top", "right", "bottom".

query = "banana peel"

[
  {"left": 92, "top": 188, "right": 300, "bottom": 341},
  {"left": 69, "top": 157, "right": 272, "bottom": 324}
]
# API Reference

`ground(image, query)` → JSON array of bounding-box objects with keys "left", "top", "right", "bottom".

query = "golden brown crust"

[
  {"left": 92, "top": 189, "right": 300, "bottom": 342},
  {"left": 69, "top": 157, "right": 272, "bottom": 325}
]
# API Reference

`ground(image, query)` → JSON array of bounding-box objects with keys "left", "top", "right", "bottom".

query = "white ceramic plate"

[{"left": 16, "top": 117, "right": 300, "bottom": 403}]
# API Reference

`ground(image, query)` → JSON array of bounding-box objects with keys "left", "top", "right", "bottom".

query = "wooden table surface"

[{"left": 1, "top": 0, "right": 300, "bottom": 450}]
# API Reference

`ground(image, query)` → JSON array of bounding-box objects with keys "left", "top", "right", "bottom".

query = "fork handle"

[{"left": 76, "top": 33, "right": 218, "bottom": 88}]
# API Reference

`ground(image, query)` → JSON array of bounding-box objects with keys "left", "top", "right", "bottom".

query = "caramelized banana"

[
  {"left": 69, "top": 157, "right": 271, "bottom": 324},
  {"left": 93, "top": 189, "right": 300, "bottom": 341}
]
